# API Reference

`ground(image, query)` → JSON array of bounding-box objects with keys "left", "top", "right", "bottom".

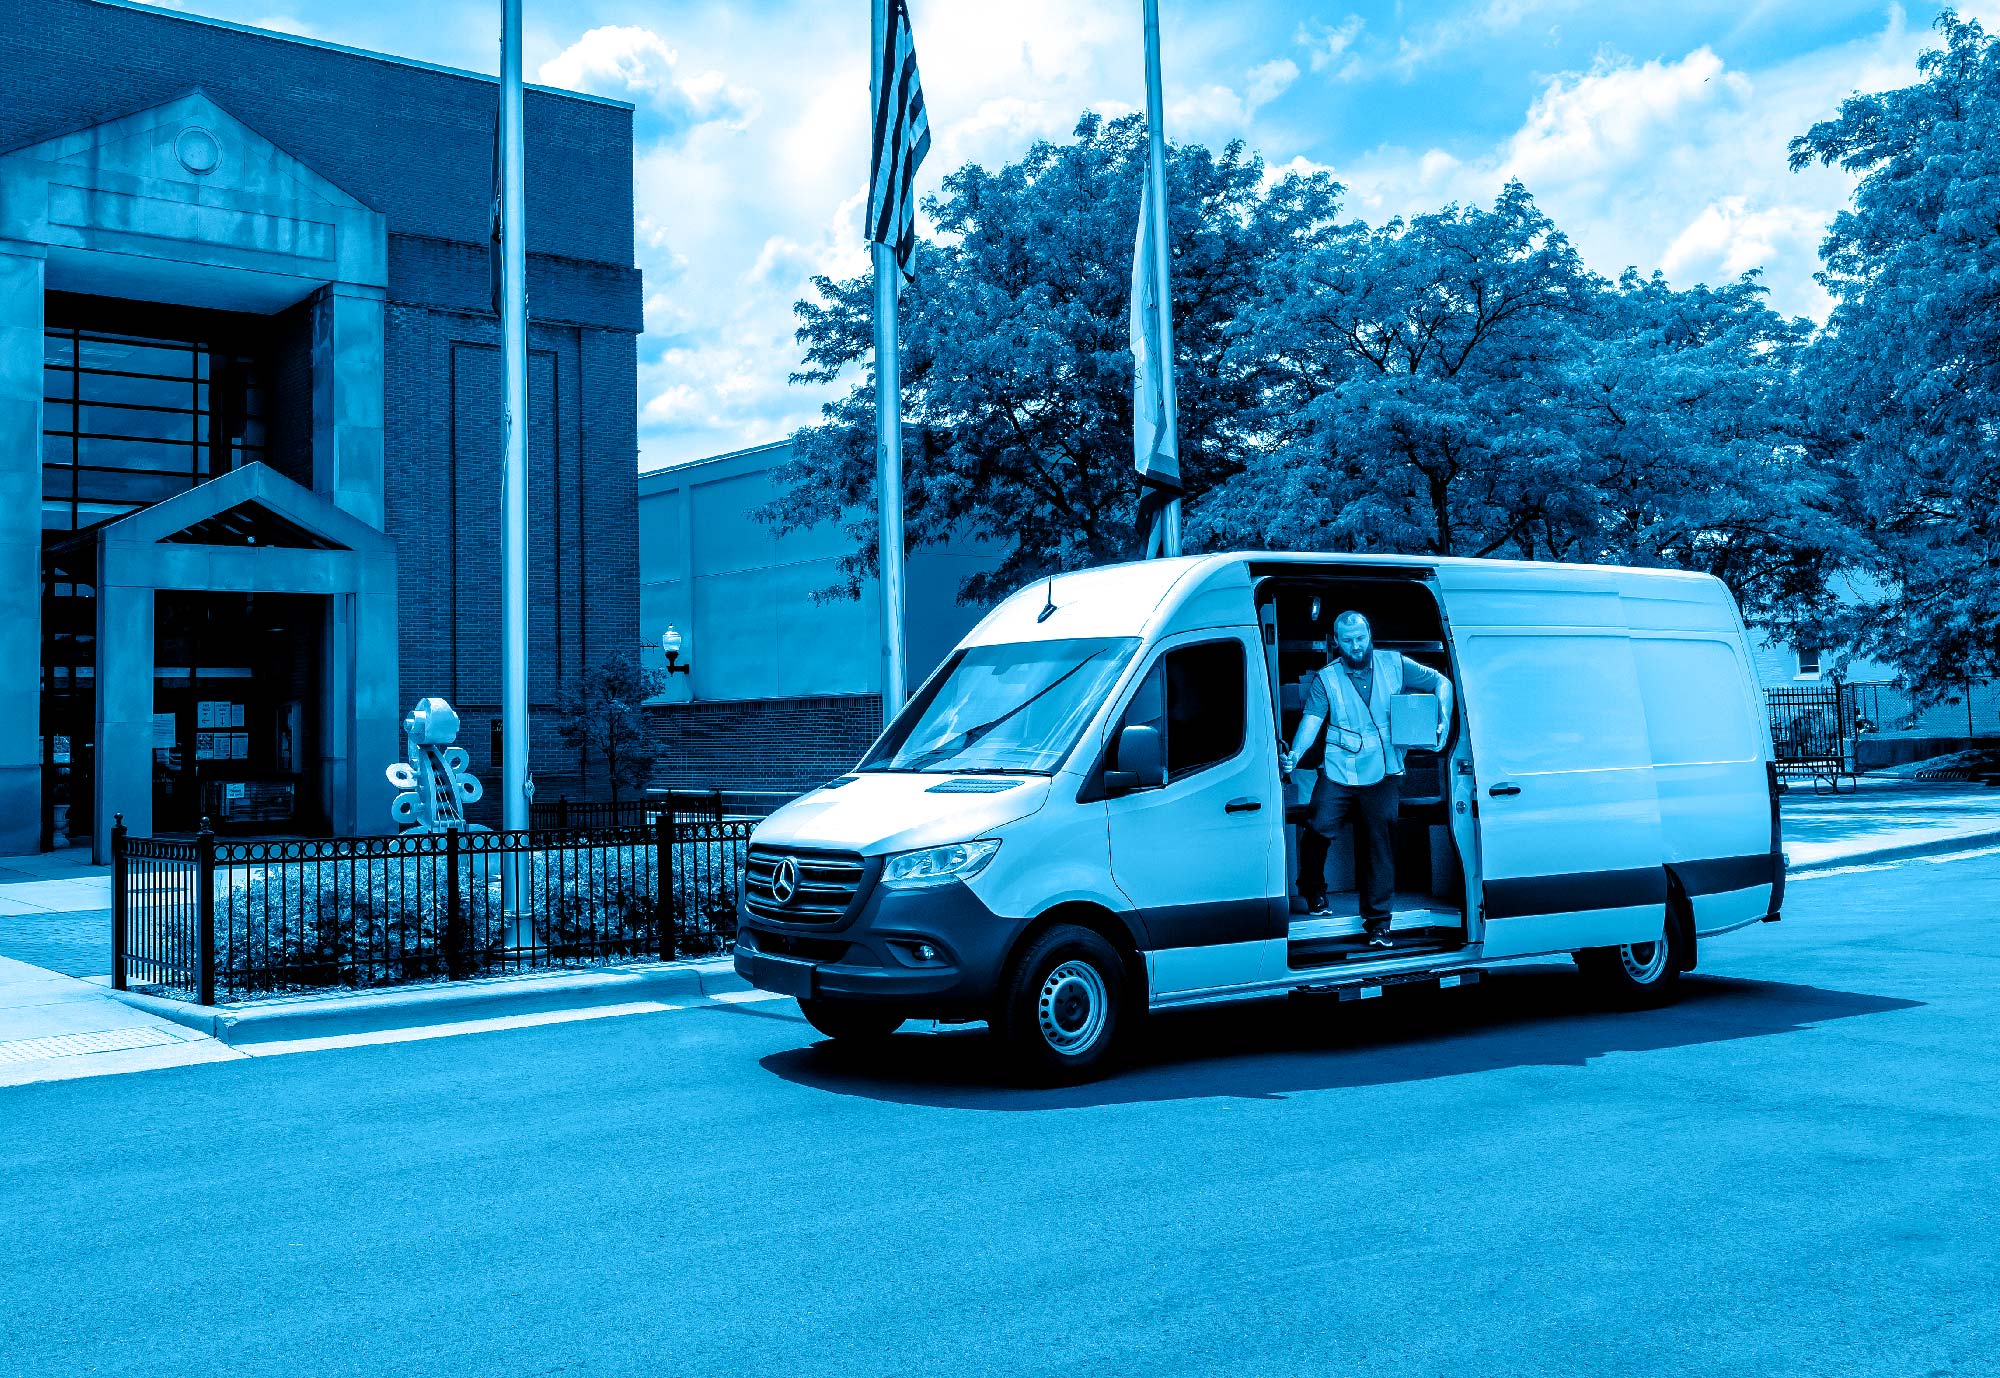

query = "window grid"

[{"left": 40, "top": 325, "right": 265, "bottom": 532}]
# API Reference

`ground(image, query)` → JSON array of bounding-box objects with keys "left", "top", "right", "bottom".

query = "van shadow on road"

[{"left": 757, "top": 967, "right": 1921, "bottom": 1111}]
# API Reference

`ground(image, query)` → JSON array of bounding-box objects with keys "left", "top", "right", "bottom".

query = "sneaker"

[
  {"left": 1366, "top": 928, "right": 1394, "bottom": 948},
  {"left": 1305, "top": 895, "right": 1332, "bottom": 916}
]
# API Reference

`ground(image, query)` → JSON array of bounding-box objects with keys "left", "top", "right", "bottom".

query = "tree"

[
  {"left": 1192, "top": 183, "right": 1596, "bottom": 560},
  {"left": 553, "top": 654, "right": 664, "bottom": 804},
  {"left": 1569, "top": 269, "right": 1851, "bottom": 638},
  {"left": 1194, "top": 185, "right": 1845, "bottom": 630},
  {"left": 764, "top": 111, "right": 1340, "bottom": 604},
  {"left": 1789, "top": 10, "right": 2000, "bottom": 693}
]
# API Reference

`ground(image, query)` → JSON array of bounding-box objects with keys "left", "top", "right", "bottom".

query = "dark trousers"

[{"left": 1297, "top": 774, "right": 1400, "bottom": 928}]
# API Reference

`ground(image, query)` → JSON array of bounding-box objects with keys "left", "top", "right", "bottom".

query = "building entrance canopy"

[{"left": 70, "top": 463, "right": 396, "bottom": 855}]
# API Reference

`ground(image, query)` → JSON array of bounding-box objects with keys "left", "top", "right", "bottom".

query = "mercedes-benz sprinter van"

[{"left": 734, "top": 553, "right": 1785, "bottom": 1082}]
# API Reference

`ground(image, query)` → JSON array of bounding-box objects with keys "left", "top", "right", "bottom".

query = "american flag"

[{"left": 867, "top": 0, "right": 931, "bottom": 280}]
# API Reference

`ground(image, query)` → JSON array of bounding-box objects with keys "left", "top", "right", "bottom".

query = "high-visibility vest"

[{"left": 1313, "top": 650, "right": 1406, "bottom": 786}]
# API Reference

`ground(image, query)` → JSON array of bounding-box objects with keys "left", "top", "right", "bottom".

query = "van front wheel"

[
  {"left": 1577, "top": 914, "right": 1685, "bottom": 1008},
  {"left": 998, "top": 925, "right": 1125, "bottom": 1083}
]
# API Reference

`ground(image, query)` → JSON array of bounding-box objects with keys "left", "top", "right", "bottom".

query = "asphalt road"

[{"left": 4, "top": 851, "right": 1998, "bottom": 1378}]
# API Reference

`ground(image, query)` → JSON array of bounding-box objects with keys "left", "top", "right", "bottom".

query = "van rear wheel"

[
  {"left": 1577, "top": 913, "right": 1686, "bottom": 1008},
  {"left": 798, "top": 997, "right": 905, "bottom": 1043},
  {"left": 998, "top": 925, "right": 1125, "bottom": 1084}
]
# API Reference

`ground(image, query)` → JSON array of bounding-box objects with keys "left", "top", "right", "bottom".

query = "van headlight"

[{"left": 881, "top": 839, "right": 1001, "bottom": 889}]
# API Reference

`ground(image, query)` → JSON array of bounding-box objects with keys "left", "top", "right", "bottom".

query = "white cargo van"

[{"left": 734, "top": 553, "right": 1785, "bottom": 1081}]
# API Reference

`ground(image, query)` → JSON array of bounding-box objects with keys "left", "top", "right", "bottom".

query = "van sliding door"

[{"left": 1446, "top": 611, "right": 1669, "bottom": 959}]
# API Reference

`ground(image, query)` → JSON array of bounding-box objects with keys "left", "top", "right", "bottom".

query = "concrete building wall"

[{"left": 635, "top": 441, "right": 1003, "bottom": 794}]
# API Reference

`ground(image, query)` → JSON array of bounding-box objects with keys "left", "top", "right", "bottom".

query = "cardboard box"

[{"left": 1389, "top": 692, "right": 1441, "bottom": 748}]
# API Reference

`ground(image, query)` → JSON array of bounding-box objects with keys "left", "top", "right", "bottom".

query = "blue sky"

[{"left": 147, "top": 0, "right": 1992, "bottom": 468}]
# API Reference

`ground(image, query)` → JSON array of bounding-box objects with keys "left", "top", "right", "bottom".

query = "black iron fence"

[
  {"left": 112, "top": 812, "right": 754, "bottom": 1005},
  {"left": 1766, "top": 683, "right": 1853, "bottom": 785}
]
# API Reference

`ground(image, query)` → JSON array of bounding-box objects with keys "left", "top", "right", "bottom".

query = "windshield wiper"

[{"left": 938, "top": 766, "right": 1045, "bottom": 776}]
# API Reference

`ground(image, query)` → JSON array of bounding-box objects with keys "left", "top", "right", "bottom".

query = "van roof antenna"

[{"left": 1037, "top": 571, "right": 1058, "bottom": 623}]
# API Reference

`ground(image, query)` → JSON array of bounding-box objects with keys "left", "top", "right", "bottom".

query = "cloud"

[
  {"left": 537, "top": 26, "right": 757, "bottom": 132},
  {"left": 1332, "top": 16, "right": 1932, "bottom": 319},
  {"left": 1661, "top": 196, "right": 1830, "bottom": 286},
  {"left": 1295, "top": 15, "right": 1366, "bottom": 76},
  {"left": 1247, "top": 57, "right": 1300, "bottom": 107},
  {"left": 1392, "top": 0, "right": 1585, "bottom": 77},
  {"left": 1499, "top": 48, "right": 1750, "bottom": 186}
]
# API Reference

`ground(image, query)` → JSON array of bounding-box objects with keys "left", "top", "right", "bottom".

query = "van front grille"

[{"left": 744, "top": 846, "right": 866, "bottom": 924}]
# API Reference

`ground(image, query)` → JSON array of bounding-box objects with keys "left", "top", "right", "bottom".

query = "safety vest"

[{"left": 1314, "top": 650, "right": 1406, "bottom": 786}]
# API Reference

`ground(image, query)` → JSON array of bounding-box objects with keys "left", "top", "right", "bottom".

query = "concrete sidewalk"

[
  {"left": 1782, "top": 779, "right": 2000, "bottom": 869},
  {"left": 0, "top": 845, "right": 110, "bottom": 916},
  {"left": 0, "top": 955, "right": 238, "bottom": 1087}
]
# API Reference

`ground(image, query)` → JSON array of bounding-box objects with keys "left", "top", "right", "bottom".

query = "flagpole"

[
  {"left": 1141, "top": 0, "right": 1180, "bottom": 556},
  {"left": 872, "top": 0, "right": 908, "bottom": 724},
  {"left": 499, "top": 0, "right": 531, "bottom": 926}
]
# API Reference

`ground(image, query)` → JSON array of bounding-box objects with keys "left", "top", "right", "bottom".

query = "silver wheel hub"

[
  {"left": 1037, "top": 959, "right": 1109, "bottom": 1056},
  {"left": 1619, "top": 923, "right": 1671, "bottom": 984}
]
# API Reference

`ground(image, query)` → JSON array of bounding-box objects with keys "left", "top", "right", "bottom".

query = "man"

[{"left": 1281, "top": 611, "right": 1454, "bottom": 947}]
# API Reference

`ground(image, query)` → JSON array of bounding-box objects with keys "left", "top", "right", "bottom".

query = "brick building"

[{"left": 0, "top": 0, "right": 642, "bottom": 856}]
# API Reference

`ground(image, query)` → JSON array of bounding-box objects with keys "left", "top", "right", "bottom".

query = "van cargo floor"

[
  {"left": 1286, "top": 901, "right": 1465, "bottom": 969},
  {"left": 1287, "top": 929, "right": 1463, "bottom": 969}
]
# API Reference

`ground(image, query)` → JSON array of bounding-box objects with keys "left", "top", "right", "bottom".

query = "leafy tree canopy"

[
  {"left": 1789, "top": 10, "right": 2000, "bottom": 692},
  {"left": 766, "top": 111, "right": 1339, "bottom": 603}
]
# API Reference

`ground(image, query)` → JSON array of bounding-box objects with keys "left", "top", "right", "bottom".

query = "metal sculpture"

[{"left": 386, "top": 697, "right": 485, "bottom": 832}]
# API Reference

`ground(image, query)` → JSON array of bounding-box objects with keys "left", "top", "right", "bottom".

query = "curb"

[
  {"left": 1788, "top": 828, "right": 2000, "bottom": 876},
  {"left": 98, "top": 956, "right": 751, "bottom": 1045}
]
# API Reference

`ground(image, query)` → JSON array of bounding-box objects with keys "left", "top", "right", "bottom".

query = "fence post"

[
  {"left": 557, "top": 797, "right": 569, "bottom": 829},
  {"left": 656, "top": 807, "right": 677, "bottom": 961},
  {"left": 196, "top": 818, "right": 216, "bottom": 1007},
  {"left": 445, "top": 825, "right": 466, "bottom": 980},
  {"left": 111, "top": 814, "right": 128, "bottom": 991}
]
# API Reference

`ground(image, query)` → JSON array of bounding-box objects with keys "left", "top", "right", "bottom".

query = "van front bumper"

[{"left": 734, "top": 878, "right": 1030, "bottom": 1017}]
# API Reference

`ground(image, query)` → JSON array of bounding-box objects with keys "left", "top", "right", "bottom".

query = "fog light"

[{"left": 915, "top": 943, "right": 938, "bottom": 963}]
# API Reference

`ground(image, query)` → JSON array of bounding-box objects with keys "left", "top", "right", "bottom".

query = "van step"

[{"left": 1287, "top": 927, "right": 1463, "bottom": 969}]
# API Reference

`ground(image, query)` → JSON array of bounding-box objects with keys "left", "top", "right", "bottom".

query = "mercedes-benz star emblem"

[{"left": 771, "top": 857, "right": 800, "bottom": 906}]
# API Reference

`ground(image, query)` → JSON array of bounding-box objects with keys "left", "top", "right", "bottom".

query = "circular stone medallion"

[{"left": 175, "top": 126, "right": 222, "bottom": 176}]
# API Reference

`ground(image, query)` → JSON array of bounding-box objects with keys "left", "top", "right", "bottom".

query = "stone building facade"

[{"left": 0, "top": 0, "right": 642, "bottom": 855}]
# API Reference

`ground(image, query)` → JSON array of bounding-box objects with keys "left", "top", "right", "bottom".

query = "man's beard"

[{"left": 1340, "top": 648, "right": 1370, "bottom": 669}]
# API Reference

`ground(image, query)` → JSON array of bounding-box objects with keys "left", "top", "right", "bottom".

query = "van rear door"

[{"left": 1439, "top": 573, "right": 1667, "bottom": 959}]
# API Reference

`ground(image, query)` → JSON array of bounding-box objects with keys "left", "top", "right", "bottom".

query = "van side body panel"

[
  {"left": 1621, "top": 574, "right": 1780, "bottom": 934},
  {"left": 1436, "top": 565, "right": 1670, "bottom": 958}
]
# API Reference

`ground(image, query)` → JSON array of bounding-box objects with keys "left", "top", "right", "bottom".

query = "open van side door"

[{"left": 1437, "top": 571, "right": 1668, "bottom": 960}]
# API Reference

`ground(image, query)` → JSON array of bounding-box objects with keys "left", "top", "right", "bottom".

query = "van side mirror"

[{"left": 1105, "top": 724, "right": 1166, "bottom": 794}]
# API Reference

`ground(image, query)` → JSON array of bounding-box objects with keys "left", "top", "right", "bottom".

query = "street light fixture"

[{"left": 661, "top": 624, "right": 691, "bottom": 676}]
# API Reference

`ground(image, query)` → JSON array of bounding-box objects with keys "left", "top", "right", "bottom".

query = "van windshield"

[{"left": 861, "top": 637, "right": 1140, "bottom": 776}]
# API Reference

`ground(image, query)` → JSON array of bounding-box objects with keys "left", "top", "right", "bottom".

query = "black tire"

[
  {"left": 1576, "top": 909, "right": 1687, "bottom": 1009},
  {"left": 996, "top": 924, "right": 1126, "bottom": 1084},
  {"left": 798, "top": 997, "right": 905, "bottom": 1043}
]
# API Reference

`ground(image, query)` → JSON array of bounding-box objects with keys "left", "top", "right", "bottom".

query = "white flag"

[{"left": 1131, "top": 178, "right": 1181, "bottom": 552}]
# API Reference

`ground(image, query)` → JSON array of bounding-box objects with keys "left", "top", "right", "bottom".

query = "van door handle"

[
  {"left": 1225, "top": 797, "right": 1262, "bottom": 813},
  {"left": 1487, "top": 783, "right": 1522, "bottom": 797}
]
